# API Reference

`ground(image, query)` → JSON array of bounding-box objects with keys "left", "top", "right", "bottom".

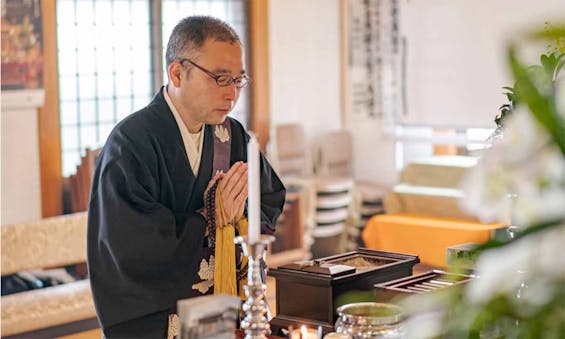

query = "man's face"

[{"left": 174, "top": 39, "right": 245, "bottom": 127}]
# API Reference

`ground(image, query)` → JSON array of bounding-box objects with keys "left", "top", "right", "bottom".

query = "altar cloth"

[{"left": 362, "top": 213, "right": 504, "bottom": 268}]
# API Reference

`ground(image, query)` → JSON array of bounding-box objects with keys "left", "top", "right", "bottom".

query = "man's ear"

[{"left": 169, "top": 62, "right": 182, "bottom": 88}]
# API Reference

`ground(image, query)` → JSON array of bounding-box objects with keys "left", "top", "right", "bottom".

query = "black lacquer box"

[{"left": 269, "top": 248, "right": 419, "bottom": 334}]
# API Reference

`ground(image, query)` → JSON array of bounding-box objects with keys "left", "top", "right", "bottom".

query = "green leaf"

[
  {"left": 553, "top": 53, "right": 565, "bottom": 79},
  {"left": 540, "top": 53, "right": 550, "bottom": 66},
  {"left": 469, "top": 221, "right": 561, "bottom": 256},
  {"left": 541, "top": 53, "right": 556, "bottom": 75},
  {"left": 509, "top": 45, "right": 565, "bottom": 154}
]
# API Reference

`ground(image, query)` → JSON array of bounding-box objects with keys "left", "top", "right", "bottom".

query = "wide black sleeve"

[
  {"left": 229, "top": 118, "right": 286, "bottom": 234},
  {"left": 87, "top": 127, "right": 206, "bottom": 330}
]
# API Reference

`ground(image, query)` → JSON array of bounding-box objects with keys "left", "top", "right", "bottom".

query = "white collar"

[{"left": 163, "top": 86, "right": 205, "bottom": 176}]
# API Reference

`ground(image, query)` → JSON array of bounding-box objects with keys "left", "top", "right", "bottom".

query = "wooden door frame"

[
  {"left": 39, "top": 0, "right": 63, "bottom": 217},
  {"left": 249, "top": 0, "right": 270, "bottom": 152}
]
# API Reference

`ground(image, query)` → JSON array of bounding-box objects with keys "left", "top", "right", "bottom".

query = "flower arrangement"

[
  {"left": 401, "top": 24, "right": 565, "bottom": 338},
  {"left": 490, "top": 23, "right": 564, "bottom": 145}
]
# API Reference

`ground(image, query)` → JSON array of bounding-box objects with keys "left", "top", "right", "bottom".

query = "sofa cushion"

[
  {"left": 1, "top": 213, "right": 87, "bottom": 276},
  {"left": 0, "top": 279, "right": 96, "bottom": 337},
  {"left": 385, "top": 184, "right": 476, "bottom": 220},
  {"left": 400, "top": 156, "right": 477, "bottom": 189}
]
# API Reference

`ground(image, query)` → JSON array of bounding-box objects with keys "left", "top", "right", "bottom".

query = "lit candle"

[
  {"left": 247, "top": 134, "right": 260, "bottom": 244},
  {"left": 290, "top": 325, "right": 319, "bottom": 339}
]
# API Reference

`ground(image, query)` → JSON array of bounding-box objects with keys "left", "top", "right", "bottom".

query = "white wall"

[
  {"left": 346, "top": 120, "right": 398, "bottom": 188},
  {"left": 400, "top": 0, "right": 565, "bottom": 128},
  {"left": 1, "top": 98, "right": 43, "bottom": 225},
  {"left": 268, "top": 0, "right": 459, "bottom": 189},
  {"left": 269, "top": 0, "right": 342, "bottom": 138},
  {"left": 268, "top": 0, "right": 399, "bottom": 187}
]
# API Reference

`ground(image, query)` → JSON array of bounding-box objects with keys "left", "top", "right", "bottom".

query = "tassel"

[
  {"left": 211, "top": 184, "right": 251, "bottom": 300},
  {"left": 213, "top": 185, "right": 237, "bottom": 296}
]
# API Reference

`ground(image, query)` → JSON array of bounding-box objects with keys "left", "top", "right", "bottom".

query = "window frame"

[{"left": 39, "top": 0, "right": 270, "bottom": 217}]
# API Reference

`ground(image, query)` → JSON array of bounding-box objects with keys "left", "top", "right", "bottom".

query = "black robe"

[{"left": 87, "top": 88, "right": 285, "bottom": 336}]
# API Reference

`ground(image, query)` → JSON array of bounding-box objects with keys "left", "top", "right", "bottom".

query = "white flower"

[
  {"left": 191, "top": 255, "right": 215, "bottom": 294},
  {"left": 402, "top": 309, "right": 445, "bottom": 339},
  {"left": 215, "top": 125, "right": 230, "bottom": 143},
  {"left": 493, "top": 108, "right": 549, "bottom": 166},
  {"left": 513, "top": 186, "right": 565, "bottom": 226},
  {"left": 461, "top": 108, "right": 565, "bottom": 227},
  {"left": 532, "top": 223, "right": 565, "bottom": 278},
  {"left": 466, "top": 235, "right": 531, "bottom": 304},
  {"left": 460, "top": 162, "right": 513, "bottom": 223},
  {"left": 466, "top": 224, "right": 565, "bottom": 305}
]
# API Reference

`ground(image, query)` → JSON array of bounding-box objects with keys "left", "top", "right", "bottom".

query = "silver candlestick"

[{"left": 235, "top": 235, "right": 275, "bottom": 339}]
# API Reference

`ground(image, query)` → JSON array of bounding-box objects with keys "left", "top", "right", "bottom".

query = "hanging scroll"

[{"left": 346, "top": 0, "right": 400, "bottom": 123}]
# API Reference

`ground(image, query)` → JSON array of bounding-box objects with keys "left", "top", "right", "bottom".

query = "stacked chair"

[
  {"left": 315, "top": 130, "right": 387, "bottom": 255},
  {"left": 310, "top": 131, "right": 354, "bottom": 258},
  {"left": 271, "top": 125, "right": 388, "bottom": 260},
  {"left": 311, "top": 177, "right": 353, "bottom": 258},
  {"left": 269, "top": 124, "right": 316, "bottom": 266},
  {"left": 68, "top": 148, "right": 101, "bottom": 213},
  {"left": 348, "top": 182, "right": 386, "bottom": 251}
]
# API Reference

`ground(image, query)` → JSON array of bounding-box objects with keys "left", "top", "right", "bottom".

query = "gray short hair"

[{"left": 165, "top": 16, "right": 241, "bottom": 68}]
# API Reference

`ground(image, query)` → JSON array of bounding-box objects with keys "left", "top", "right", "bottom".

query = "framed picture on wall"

[{"left": 1, "top": 0, "right": 45, "bottom": 109}]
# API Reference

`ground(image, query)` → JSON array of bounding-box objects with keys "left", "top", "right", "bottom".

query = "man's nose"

[{"left": 223, "top": 83, "right": 238, "bottom": 102}]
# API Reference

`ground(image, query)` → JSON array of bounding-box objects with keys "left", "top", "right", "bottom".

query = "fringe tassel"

[
  {"left": 213, "top": 185, "right": 237, "bottom": 296},
  {"left": 212, "top": 184, "right": 251, "bottom": 300}
]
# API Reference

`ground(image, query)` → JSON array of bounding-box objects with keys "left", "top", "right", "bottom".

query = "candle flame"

[{"left": 301, "top": 325, "right": 307, "bottom": 336}]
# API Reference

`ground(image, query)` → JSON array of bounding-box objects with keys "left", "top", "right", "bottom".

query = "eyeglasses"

[{"left": 178, "top": 58, "right": 250, "bottom": 88}]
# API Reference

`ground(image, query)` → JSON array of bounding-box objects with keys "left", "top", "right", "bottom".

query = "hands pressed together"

[{"left": 203, "top": 161, "right": 248, "bottom": 226}]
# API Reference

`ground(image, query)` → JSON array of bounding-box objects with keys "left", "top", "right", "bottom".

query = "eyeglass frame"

[{"left": 177, "top": 58, "right": 250, "bottom": 88}]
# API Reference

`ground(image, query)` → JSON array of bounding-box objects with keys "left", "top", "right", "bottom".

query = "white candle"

[
  {"left": 247, "top": 134, "right": 260, "bottom": 243},
  {"left": 290, "top": 325, "right": 319, "bottom": 339}
]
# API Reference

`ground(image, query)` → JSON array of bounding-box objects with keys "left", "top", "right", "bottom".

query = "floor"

[
  {"left": 58, "top": 329, "right": 101, "bottom": 339},
  {"left": 58, "top": 264, "right": 435, "bottom": 339}
]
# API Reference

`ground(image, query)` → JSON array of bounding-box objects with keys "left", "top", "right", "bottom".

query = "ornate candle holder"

[{"left": 235, "top": 235, "right": 275, "bottom": 339}]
